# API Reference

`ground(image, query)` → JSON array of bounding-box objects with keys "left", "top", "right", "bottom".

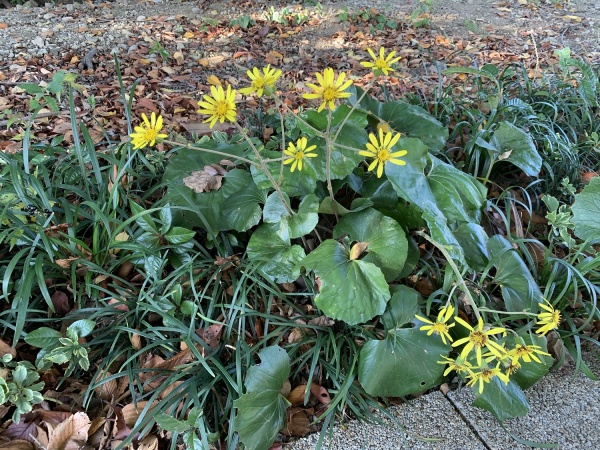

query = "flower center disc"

[
  {"left": 295, "top": 151, "right": 305, "bottom": 161},
  {"left": 471, "top": 331, "right": 488, "bottom": 347},
  {"left": 378, "top": 149, "right": 390, "bottom": 161},
  {"left": 323, "top": 87, "right": 337, "bottom": 102},
  {"left": 144, "top": 129, "right": 158, "bottom": 141},
  {"left": 216, "top": 102, "right": 229, "bottom": 116}
]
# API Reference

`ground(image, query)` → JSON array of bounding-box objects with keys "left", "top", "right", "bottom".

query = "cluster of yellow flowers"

[
  {"left": 129, "top": 47, "right": 406, "bottom": 179},
  {"left": 416, "top": 300, "right": 561, "bottom": 393}
]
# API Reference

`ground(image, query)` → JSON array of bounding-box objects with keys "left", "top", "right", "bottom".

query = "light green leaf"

[
  {"left": 487, "top": 235, "right": 543, "bottom": 313},
  {"left": 572, "top": 176, "right": 600, "bottom": 242},
  {"left": 68, "top": 319, "right": 95, "bottom": 338},
  {"left": 472, "top": 378, "right": 530, "bottom": 422},
  {"left": 159, "top": 205, "right": 172, "bottom": 234},
  {"left": 302, "top": 240, "right": 390, "bottom": 325},
  {"left": 490, "top": 122, "right": 542, "bottom": 177},
  {"left": 247, "top": 223, "right": 305, "bottom": 283},
  {"left": 155, "top": 413, "right": 191, "bottom": 433},
  {"left": 165, "top": 227, "right": 196, "bottom": 245},
  {"left": 333, "top": 208, "right": 408, "bottom": 281},
  {"left": 263, "top": 193, "right": 319, "bottom": 239},
  {"left": 358, "top": 328, "right": 448, "bottom": 397},
  {"left": 129, "top": 201, "right": 158, "bottom": 233},
  {"left": 24, "top": 328, "right": 62, "bottom": 349},
  {"left": 234, "top": 346, "right": 291, "bottom": 450}
]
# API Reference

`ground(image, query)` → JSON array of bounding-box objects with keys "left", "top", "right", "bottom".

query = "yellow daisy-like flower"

[
  {"left": 506, "top": 343, "right": 550, "bottom": 365},
  {"left": 303, "top": 68, "right": 353, "bottom": 112},
  {"left": 239, "top": 65, "right": 282, "bottom": 98},
  {"left": 360, "top": 47, "right": 402, "bottom": 76},
  {"left": 283, "top": 137, "right": 317, "bottom": 172},
  {"left": 467, "top": 363, "right": 510, "bottom": 394},
  {"left": 415, "top": 304, "right": 456, "bottom": 345},
  {"left": 438, "top": 355, "right": 474, "bottom": 377},
  {"left": 129, "top": 112, "right": 168, "bottom": 150},
  {"left": 536, "top": 300, "right": 562, "bottom": 335},
  {"left": 197, "top": 84, "right": 237, "bottom": 128},
  {"left": 359, "top": 128, "right": 408, "bottom": 178},
  {"left": 452, "top": 317, "right": 507, "bottom": 366}
]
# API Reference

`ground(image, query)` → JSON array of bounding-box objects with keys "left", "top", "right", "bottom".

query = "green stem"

[
  {"left": 415, "top": 230, "right": 481, "bottom": 321},
  {"left": 325, "top": 108, "right": 338, "bottom": 221},
  {"left": 162, "top": 139, "right": 258, "bottom": 167}
]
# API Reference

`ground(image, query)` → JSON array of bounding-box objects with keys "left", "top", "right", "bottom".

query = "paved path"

[{"left": 287, "top": 348, "right": 600, "bottom": 450}]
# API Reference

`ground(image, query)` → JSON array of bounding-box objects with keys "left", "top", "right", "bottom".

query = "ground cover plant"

[{"left": 0, "top": 39, "right": 598, "bottom": 450}]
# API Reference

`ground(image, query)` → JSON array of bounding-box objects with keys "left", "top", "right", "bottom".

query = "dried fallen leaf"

[
  {"left": 46, "top": 412, "right": 91, "bottom": 450},
  {"left": 183, "top": 165, "right": 224, "bottom": 193},
  {"left": 206, "top": 74, "right": 221, "bottom": 86},
  {"left": 51, "top": 291, "right": 70, "bottom": 315}
]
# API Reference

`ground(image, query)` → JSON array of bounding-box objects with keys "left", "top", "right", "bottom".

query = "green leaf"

[
  {"left": 263, "top": 193, "right": 319, "bottom": 239},
  {"left": 302, "top": 240, "right": 390, "bottom": 325},
  {"left": 155, "top": 413, "right": 191, "bottom": 433},
  {"left": 129, "top": 201, "right": 158, "bottom": 233},
  {"left": 490, "top": 122, "right": 542, "bottom": 177},
  {"left": 247, "top": 223, "right": 305, "bottom": 283},
  {"left": 234, "top": 346, "right": 291, "bottom": 450},
  {"left": 159, "top": 205, "right": 173, "bottom": 234},
  {"left": 358, "top": 327, "right": 448, "bottom": 397},
  {"left": 454, "top": 223, "right": 490, "bottom": 271},
  {"left": 68, "top": 319, "right": 95, "bottom": 338},
  {"left": 222, "top": 179, "right": 267, "bottom": 232},
  {"left": 487, "top": 235, "right": 543, "bottom": 313},
  {"left": 472, "top": 378, "right": 530, "bottom": 422},
  {"left": 572, "top": 176, "right": 600, "bottom": 242},
  {"left": 380, "top": 285, "right": 420, "bottom": 331},
  {"left": 428, "top": 156, "right": 486, "bottom": 223},
  {"left": 333, "top": 208, "right": 408, "bottom": 281},
  {"left": 165, "top": 227, "right": 196, "bottom": 245},
  {"left": 19, "top": 83, "right": 44, "bottom": 95},
  {"left": 348, "top": 86, "right": 449, "bottom": 153},
  {"left": 24, "top": 328, "right": 62, "bottom": 349}
]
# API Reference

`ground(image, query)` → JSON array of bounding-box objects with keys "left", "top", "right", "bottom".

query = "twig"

[{"left": 0, "top": 111, "right": 60, "bottom": 127}]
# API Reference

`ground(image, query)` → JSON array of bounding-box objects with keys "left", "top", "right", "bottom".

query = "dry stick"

[
  {"left": 414, "top": 230, "right": 482, "bottom": 321},
  {"left": 0, "top": 111, "right": 60, "bottom": 127}
]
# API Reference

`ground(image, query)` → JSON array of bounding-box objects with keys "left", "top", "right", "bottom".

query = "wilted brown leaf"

[
  {"left": 283, "top": 407, "right": 311, "bottom": 437},
  {"left": 0, "top": 440, "right": 33, "bottom": 450},
  {"left": 51, "top": 291, "right": 71, "bottom": 315},
  {"left": 0, "top": 339, "right": 16, "bottom": 358},
  {"left": 46, "top": 412, "right": 91, "bottom": 450},
  {"left": 183, "top": 165, "right": 224, "bottom": 193},
  {"left": 310, "top": 383, "right": 331, "bottom": 405}
]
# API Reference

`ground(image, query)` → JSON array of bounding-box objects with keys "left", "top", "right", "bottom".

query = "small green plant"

[
  {"left": 149, "top": 40, "right": 170, "bottom": 60},
  {"left": 155, "top": 407, "right": 219, "bottom": 449},
  {"left": 230, "top": 14, "right": 254, "bottom": 29},
  {"left": 25, "top": 319, "right": 96, "bottom": 376},
  {"left": 408, "top": 0, "right": 432, "bottom": 27},
  {"left": 0, "top": 356, "right": 44, "bottom": 423}
]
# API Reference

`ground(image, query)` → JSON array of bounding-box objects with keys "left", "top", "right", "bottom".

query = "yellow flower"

[
  {"left": 283, "top": 137, "right": 317, "bottom": 172},
  {"left": 467, "top": 363, "right": 510, "bottom": 394},
  {"left": 506, "top": 343, "right": 550, "bottom": 365},
  {"left": 415, "top": 304, "right": 456, "bottom": 345},
  {"left": 438, "top": 355, "right": 474, "bottom": 377},
  {"left": 197, "top": 84, "right": 237, "bottom": 128},
  {"left": 536, "top": 300, "right": 561, "bottom": 335},
  {"left": 129, "top": 112, "right": 168, "bottom": 149},
  {"left": 239, "top": 65, "right": 282, "bottom": 97},
  {"left": 452, "top": 317, "right": 507, "bottom": 366},
  {"left": 303, "top": 68, "right": 353, "bottom": 112},
  {"left": 359, "top": 128, "right": 408, "bottom": 178},
  {"left": 360, "top": 47, "right": 401, "bottom": 76}
]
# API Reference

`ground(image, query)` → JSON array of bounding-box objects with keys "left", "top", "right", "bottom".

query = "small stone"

[
  {"left": 43, "top": 13, "right": 55, "bottom": 19},
  {"left": 136, "top": 15, "right": 146, "bottom": 22},
  {"left": 66, "top": 4, "right": 74, "bottom": 11},
  {"left": 31, "top": 36, "right": 45, "bottom": 47},
  {"left": 61, "top": 16, "right": 74, "bottom": 22}
]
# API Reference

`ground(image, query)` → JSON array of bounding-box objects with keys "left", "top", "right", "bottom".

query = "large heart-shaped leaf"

[
  {"left": 247, "top": 223, "right": 305, "bottom": 283},
  {"left": 490, "top": 122, "right": 542, "bottom": 177},
  {"left": 572, "top": 176, "right": 600, "bottom": 243},
  {"left": 302, "top": 240, "right": 390, "bottom": 325},
  {"left": 233, "top": 346, "right": 291, "bottom": 450},
  {"left": 380, "top": 285, "right": 420, "bottom": 331},
  {"left": 333, "top": 208, "right": 408, "bottom": 281},
  {"left": 472, "top": 378, "right": 530, "bottom": 422},
  {"left": 358, "top": 327, "right": 448, "bottom": 397},
  {"left": 487, "top": 235, "right": 542, "bottom": 313}
]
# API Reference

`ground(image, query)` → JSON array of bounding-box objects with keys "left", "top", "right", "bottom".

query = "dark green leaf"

[
  {"left": 263, "top": 193, "right": 319, "bottom": 239},
  {"left": 472, "top": 378, "right": 530, "bottom": 422},
  {"left": 302, "top": 240, "right": 390, "bottom": 325},
  {"left": 222, "top": 179, "right": 266, "bottom": 232},
  {"left": 24, "top": 328, "right": 61, "bottom": 349},
  {"left": 380, "top": 285, "right": 420, "bottom": 331},
  {"left": 572, "top": 177, "right": 600, "bottom": 242},
  {"left": 68, "top": 319, "right": 95, "bottom": 338},
  {"left": 358, "top": 328, "right": 448, "bottom": 396},
  {"left": 165, "top": 227, "right": 196, "bottom": 245},
  {"left": 234, "top": 346, "right": 291, "bottom": 450},
  {"left": 490, "top": 122, "right": 542, "bottom": 177},
  {"left": 333, "top": 208, "right": 408, "bottom": 281},
  {"left": 487, "top": 235, "right": 543, "bottom": 313}
]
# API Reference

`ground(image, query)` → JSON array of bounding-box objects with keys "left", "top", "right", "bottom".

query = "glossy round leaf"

[
  {"left": 302, "top": 240, "right": 390, "bottom": 325},
  {"left": 334, "top": 208, "right": 408, "bottom": 281}
]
